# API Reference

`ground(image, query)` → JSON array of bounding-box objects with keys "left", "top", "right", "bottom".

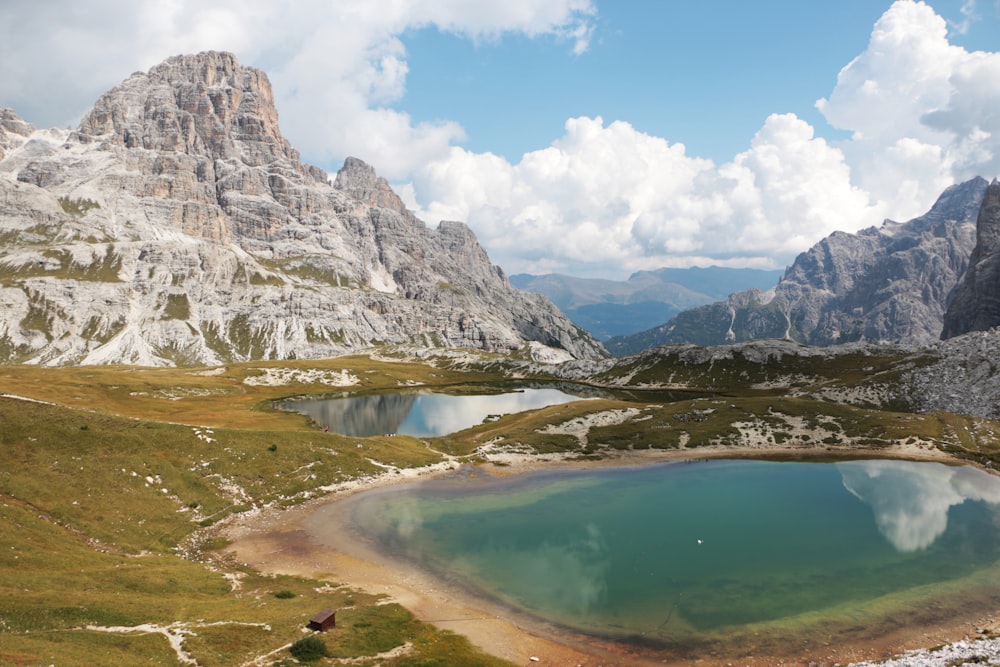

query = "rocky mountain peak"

[
  {"left": 49, "top": 50, "right": 333, "bottom": 244},
  {"left": 975, "top": 178, "right": 1000, "bottom": 251},
  {"left": 333, "top": 157, "right": 409, "bottom": 215},
  {"left": 0, "top": 108, "right": 34, "bottom": 137},
  {"left": 78, "top": 51, "right": 320, "bottom": 180},
  {"left": 608, "top": 177, "right": 990, "bottom": 353},
  {"left": 0, "top": 52, "right": 605, "bottom": 366},
  {"left": 0, "top": 109, "right": 34, "bottom": 160},
  {"left": 941, "top": 179, "right": 1000, "bottom": 339}
]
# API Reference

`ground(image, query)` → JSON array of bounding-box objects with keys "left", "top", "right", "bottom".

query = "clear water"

[
  {"left": 344, "top": 459, "right": 1000, "bottom": 648},
  {"left": 278, "top": 386, "right": 591, "bottom": 437}
]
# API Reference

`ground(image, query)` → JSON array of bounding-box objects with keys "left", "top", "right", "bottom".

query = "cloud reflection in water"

[
  {"left": 399, "top": 388, "right": 590, "bottom": 436},
  {"left": 453, "top": 523, "right": 610, "bottom": 616},
  {"left": 375, "top": 489, "right": 610, "bottom": 614},
  {"left": 283, "top": 387, "right": 589, "bottom": 437},
  {"left": 837, "top": 460, "right": 1000, "bottom": 552}
]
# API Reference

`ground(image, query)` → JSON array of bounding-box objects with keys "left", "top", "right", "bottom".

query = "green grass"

[
  {"left": 0, "top": 245, "right": 122, "bottom": 284},
  {"left": 80, "top": 315, "right": 126, "bottom": 343},
  {"left": 19, "top": 298, "right": 57, "bottom": 342},
  {"left": 0, "top": 348, "right": 997, "bottom": 665},
  {"left": 0, "top": 396, "right": 511, "bottom": 664},
  {"left": 592, "top": 345, "right": 907, "bottom": 391},
  {"left": 437, "top": 391, "right": 970, "bottom": 461},
  {"left": 162, "top": 293, "right": 191, "bottom": 320},
  {"left": 258, "top": 256, "right": 359, "bottom": 288},
  {"left": 58, "top": 197, "right": 101, "bottom": 217},
  {"left": 0, "top": 356, "right": 543, "bottom": 666}
]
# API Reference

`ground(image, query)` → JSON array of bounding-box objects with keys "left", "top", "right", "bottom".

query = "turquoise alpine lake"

[{"left": 335, "top": 459, "right": 1000, "bottom": 652}]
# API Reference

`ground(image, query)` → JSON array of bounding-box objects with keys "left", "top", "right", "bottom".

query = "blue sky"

[
  {"left": 398, "top": 1, "right": 998, "bottom": 163},
  {"left": 1, "top": 1, "right": 999, "bottom": 278},
  {"left": 400, "top": 2, "right": 889, "bottom": 164}
]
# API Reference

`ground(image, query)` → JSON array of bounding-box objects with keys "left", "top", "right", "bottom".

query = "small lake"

[
  {"left": 322, "top": 459, "right": 1000, "bottom": 658},
  {"left": 277, "top": 386, "right": 596, "bottom": 437}
]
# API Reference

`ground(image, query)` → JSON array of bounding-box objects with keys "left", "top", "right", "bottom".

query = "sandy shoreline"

[{"left": 219, "top": 444, "right": 998, "bottom": 666}]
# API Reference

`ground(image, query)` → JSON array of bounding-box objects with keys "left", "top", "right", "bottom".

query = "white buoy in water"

[{"left": 697, "top": 539, "right": 703, "bottom": 544}]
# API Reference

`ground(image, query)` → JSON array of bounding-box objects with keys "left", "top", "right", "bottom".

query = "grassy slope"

[
  {"left": 1, "top": 348, "right": 998, "bottom": 665},
  {"left": 0, "top": 358, "right": 514, "bottom": 667}
]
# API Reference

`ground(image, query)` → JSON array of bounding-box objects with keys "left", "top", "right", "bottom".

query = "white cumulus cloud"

[
  {"left": 407, "top": 113, "right": 883, "bottom": 277},
  {"left": 2, "top": 0, "right": 998, "bottom": 277},
  {"left": 0, "top": 0, "right": 595, "bottom": 180},
  {"left": 404, "top": 0, "right": 1000, "bottom": 276},
  {"left": 817, "top": 0, "right": 1000, "bottom": 221}
]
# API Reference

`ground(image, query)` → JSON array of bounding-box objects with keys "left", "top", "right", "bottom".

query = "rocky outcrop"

[
  {"left": 608, "top": 178, "right": 988, "bottom": 354},
  {"left": 901, "top": 329, "right": 1000, "bottom": 419},
  {"left": 333, "top": 157, "right": 410, "bottom": 214},
  {"left": 940, "top": 179, "right": 1000, "bottom": 338},
  {"left": 0, "top": 109, "right": 34, "bottom": 161},
  {"left": 0, "top": 52, "right": 605, "bottom": 366}
]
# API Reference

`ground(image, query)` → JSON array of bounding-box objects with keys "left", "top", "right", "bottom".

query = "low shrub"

[{"left": 290, "top": 635, "right": 327, "bottom": 662}]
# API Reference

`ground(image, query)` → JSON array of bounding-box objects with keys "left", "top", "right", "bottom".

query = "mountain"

[
  {"left": 606, "top": 177, "right": 989, "bottom": 355},
  {"left": 0, "top": 52, "right": 605, "bottom": 366},
  {"left": 511, "top": 266, "right": 783, "bottom": 340},
  {"left": 941, "top": 179, "right": 1000, "bottom": 338}
]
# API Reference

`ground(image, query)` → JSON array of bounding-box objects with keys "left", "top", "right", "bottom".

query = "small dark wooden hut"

[{"left": 307, "top": 608, "right": 336, "bottom": 632}]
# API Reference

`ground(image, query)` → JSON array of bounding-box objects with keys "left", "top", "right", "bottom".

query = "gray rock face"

[
  {"left": 901, "top": 329, "right": 1000, "bottom": 419},
  {"left": 940, "top": 179, "right": 1000, "bottom": 338},
  {"left": 0, "top": 108, "right": 34, "bottom": 161},
  {"left": 610, "top": 178, "right": 988, "bottom": 353},
  {"left": 0, "top": 51, "right": 605, "bottom": 366}
]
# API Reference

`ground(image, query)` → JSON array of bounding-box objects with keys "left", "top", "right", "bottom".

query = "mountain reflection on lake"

[
  {"left": 277, "top": 386, "right": 596, "bottom": 437},
  {"left": 322, "top": 459, "right": 1000, "bottom": 655}
]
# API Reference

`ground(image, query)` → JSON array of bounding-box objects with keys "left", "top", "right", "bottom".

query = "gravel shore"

[{"left": 849, "top": 636, "right": 1000, "bottom": 666}]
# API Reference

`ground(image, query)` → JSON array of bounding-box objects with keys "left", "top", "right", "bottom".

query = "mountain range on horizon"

[
  {"left": 510, "top": 266, "right": 784, "bottom": 341},
  {"left": 2, "top": 50, "right": 1000, "bottom": 368},
  {"left": 606, "top": 176, "right": 1000, "bottom": 356}
]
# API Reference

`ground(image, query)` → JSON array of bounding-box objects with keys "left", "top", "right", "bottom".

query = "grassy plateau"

[{"left": 0, "top": 346, "right": 997, "bottom": 665}]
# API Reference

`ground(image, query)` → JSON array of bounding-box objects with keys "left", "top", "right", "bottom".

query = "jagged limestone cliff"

[
  {"left": 941, "top": 179, "right": 1000, "bottom": 339},
  {"left": 0, "top": 52, "right": 604, "bottom": 366},
  {"left": 608, "top": 177, "right": 988, "bottom": 355}
]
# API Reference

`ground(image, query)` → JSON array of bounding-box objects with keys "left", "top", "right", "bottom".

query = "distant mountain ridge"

[
  {"left": 607, "top": 177, "right": 990, "bottom": 355},
  {"left": 511, "top": 266, "right": 783, "bottom": 340},
  {"left": 0, "top": 51, "right": 605, "bottom": 366}
]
